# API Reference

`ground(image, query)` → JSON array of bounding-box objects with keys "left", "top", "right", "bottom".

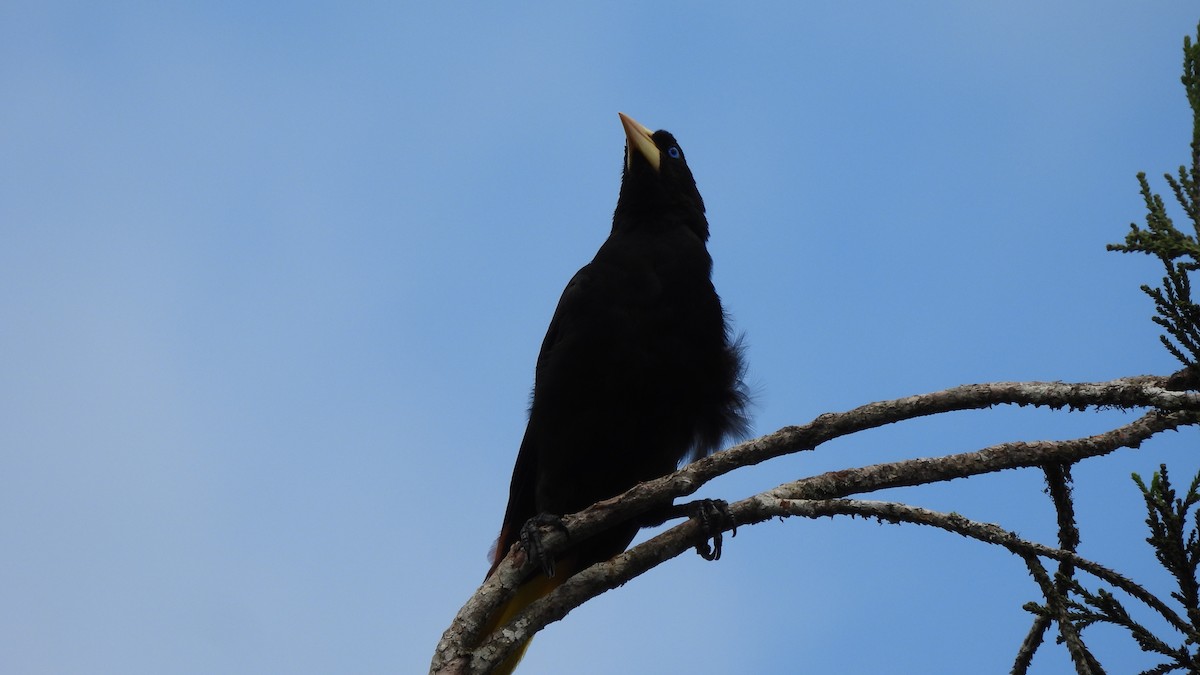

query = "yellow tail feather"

[{"left": 482, "top": 573, "right": 563, "bottom": 675}]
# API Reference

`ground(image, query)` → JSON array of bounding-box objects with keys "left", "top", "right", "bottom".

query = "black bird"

[{"left": 482, "top": 113, "right": 749, "bottom": 673}]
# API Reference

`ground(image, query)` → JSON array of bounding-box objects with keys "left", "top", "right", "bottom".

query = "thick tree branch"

[{"left": 432, "top": 377, "right": 1199, "bottom": 675}]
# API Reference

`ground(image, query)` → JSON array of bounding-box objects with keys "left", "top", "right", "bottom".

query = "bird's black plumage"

[{"left": 482, "top": 113, "right": 749, "bottom": 672}]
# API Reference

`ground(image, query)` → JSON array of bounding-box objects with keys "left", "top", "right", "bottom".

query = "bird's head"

[{"left": 615, "top": 112, "right": 707, "bottom": 237}]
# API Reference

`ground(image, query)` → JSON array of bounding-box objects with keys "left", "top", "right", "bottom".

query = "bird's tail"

[{"left": 479, "top": 570, "right": 568, "bottom": 675}]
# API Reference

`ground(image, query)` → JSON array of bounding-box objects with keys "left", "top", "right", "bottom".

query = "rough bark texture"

[{"left": 430, "top": 375, "right": 1200, "bottom": 675}]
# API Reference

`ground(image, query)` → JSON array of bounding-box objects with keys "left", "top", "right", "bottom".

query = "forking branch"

[{"left": 432, "top": 374, "right": 1200, "bottom": 675}]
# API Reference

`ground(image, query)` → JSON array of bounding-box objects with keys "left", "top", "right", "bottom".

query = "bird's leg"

[
  {"left": 639, "top": 498, "right": 737, "bottom": 561},
  {"left": 687, "top": 498, "right": 737, "bottom": 561},
  {"left": 519, "top": 513, "right": 571, "bottom": 577}
]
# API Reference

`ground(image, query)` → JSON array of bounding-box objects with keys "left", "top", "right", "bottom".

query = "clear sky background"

[{"left": 3, "top": 3, "right": 1200, "bottom": 674}]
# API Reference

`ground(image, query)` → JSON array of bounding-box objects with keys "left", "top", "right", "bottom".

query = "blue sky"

[{"left": 3, "top": 2, "right": 1199, "bottom": 674}]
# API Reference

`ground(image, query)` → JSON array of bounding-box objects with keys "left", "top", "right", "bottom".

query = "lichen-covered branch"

[{"left": 431, "top": 376, "right": 1199, "bottom": 674}]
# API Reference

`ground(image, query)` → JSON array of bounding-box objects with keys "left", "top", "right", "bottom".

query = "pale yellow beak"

[{"left": 619, "top": 112, "right": 660, "bottom": 172}]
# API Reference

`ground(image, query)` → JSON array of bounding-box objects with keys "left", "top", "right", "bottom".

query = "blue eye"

[{"left": 667, "top": 146, "right": 680, "bottom": 159}]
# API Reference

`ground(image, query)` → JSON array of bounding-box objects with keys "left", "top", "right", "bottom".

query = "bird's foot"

[
  {"left": 685, "top": 498, "right": 737, "bottom": 561},
  {"left": 519, "top": 513, "right": 570, "bottom": 577}
]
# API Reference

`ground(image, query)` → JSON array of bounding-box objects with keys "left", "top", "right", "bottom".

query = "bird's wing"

[
  {"left": 487, "top": 265, "right": 594, "bottom": 574},
  {"left": 533, "top": 266, "right": 591, "bottom": 373}
]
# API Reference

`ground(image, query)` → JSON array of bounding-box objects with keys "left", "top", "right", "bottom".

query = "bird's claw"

[
  {"left": 689, "top": 498, "right": 737, "bottom": 561},
  {"left": 519, "top": 513, "right": 570, "bottom": 577}
]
